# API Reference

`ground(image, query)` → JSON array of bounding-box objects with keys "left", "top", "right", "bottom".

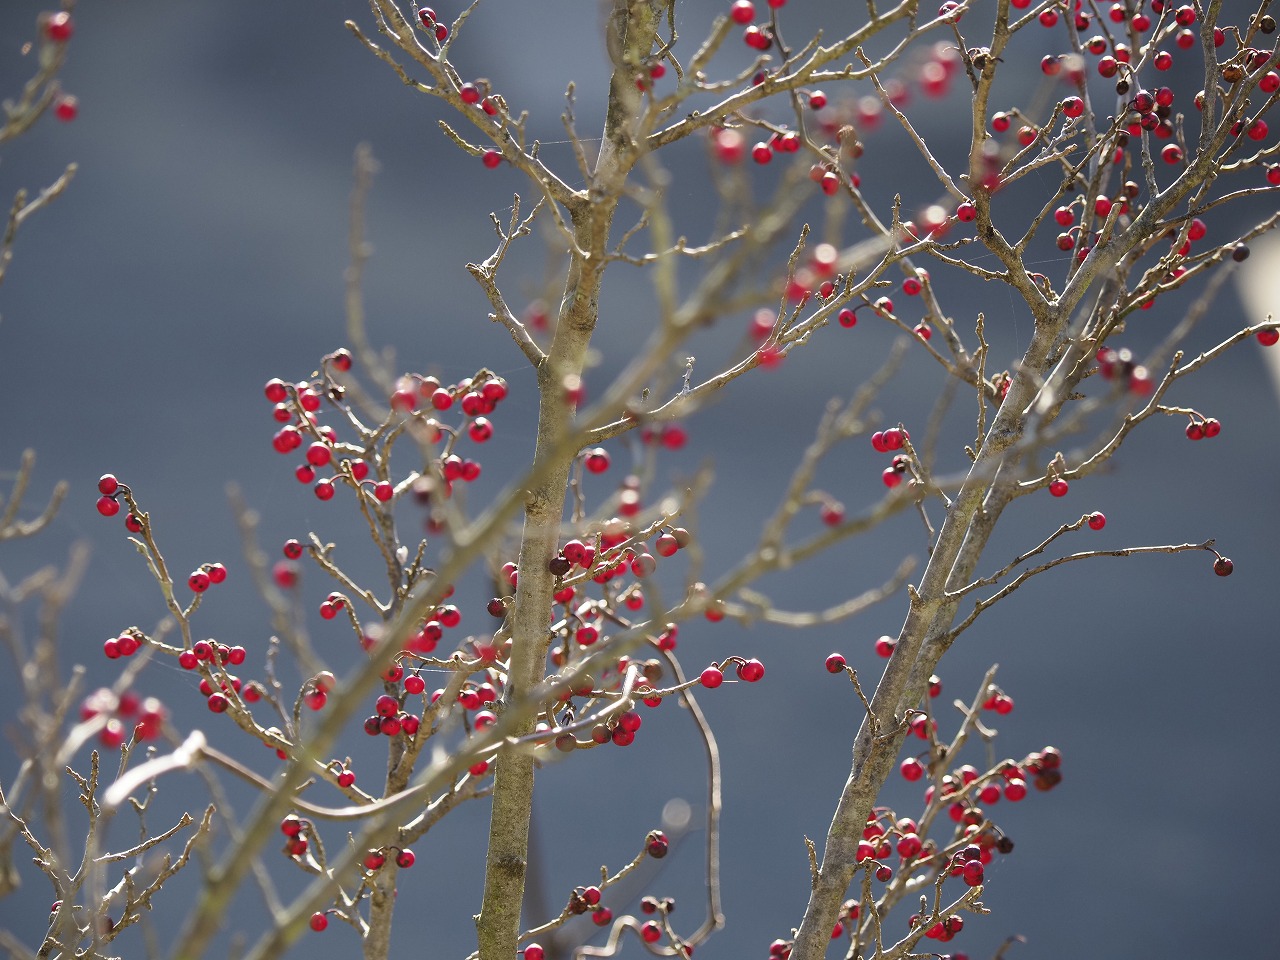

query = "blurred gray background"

[{"left": 2, "top": 2, "right": 1277, "bottom": 959}]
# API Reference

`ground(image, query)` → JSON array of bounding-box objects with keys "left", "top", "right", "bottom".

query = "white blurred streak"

[{"left": 1236, "top": 233, "right": 1280, "bottom": 406}]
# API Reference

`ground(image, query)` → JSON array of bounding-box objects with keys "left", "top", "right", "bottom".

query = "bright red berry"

[
  {"left": 736, "top": 658, "right": 765, "bottom": 682},
  {"left": 584, "top": 448, "right": 610, "bottom": 473},
  {"left": 44, "top": 11, "right": 74, "bottom": 42},
  {"left": 900, "top": 757, "right": 925, "bottom": 781},
  {"left": 53, "top": 95, "right": 78, "bottom": 122}
]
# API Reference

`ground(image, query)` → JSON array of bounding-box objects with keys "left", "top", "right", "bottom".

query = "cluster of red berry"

[{"left": 79, "top": 687, "right": 166, "bottom": 748}]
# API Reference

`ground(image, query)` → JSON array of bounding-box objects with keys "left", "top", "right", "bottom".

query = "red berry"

[
  {"left": 1049, "top": 478, "right": 1069, "bottom": 497},
  {"left": 53, "top": 95, "right": 78, "bottom": 122},
  {"left": 305, "top": 441, "right": 331, "bottom": 467},
  {"left": 390, "top": 387, "right": 416, "bottom": 412},
  {"left": 743, "top": 25, "right": 771, "bottom": 50},
  {"left": 44, "top": 12, "right": 74, "bottom": 42},
  {"left": 1257, "top": 329, "right": 1279, "bottom": 346},
  {"left": 188, "top": 571, "right": 211, "bottom": 593},
  {"left": 730, "top": 0, "right": 755, "bottom": 23},
  {"left": 524, "top": 946, "right": 545, "bottom": 960},
  {"left": 900, "top": 757, "right": 924, "bottom": 781},
  {"left": 736, "top": 658, "right": 765, "bottom": 682},
  {"left": 314, "top": 479, "right": 336, "bottom": 501},
  {"left": 584, "top": 448, "right": 610, "bottom": 473},
  {"left": 962, "top": 860, "right": 984, "bottom": 886},
  {"left": 1088, "top": 512, "right": 1106, "bottom": 530},
  {"left": 825, "top": 653, "right": 846, "bottom": 673},
  {"left": 1213, "top": 556, "right": 1234, "bottom": 577},
  {"left": 309, "top": 912, "right": 328, "bottom": 932},
  {"left": 820, "top": 501, "right": 844, "bottom": 526},
  {"left": 272, "top": 561, "right": 299, "bottom": 589},
  {"left": 96, "top": 495, "right": 120, "bottom": 517},
  {"left": 700, "top": 665, "right": 724, "bottom": 688}
]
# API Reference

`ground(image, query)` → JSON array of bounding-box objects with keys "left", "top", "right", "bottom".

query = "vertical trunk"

[
  {"left": 787, "top": 312, "right": 1064, "bottom": 960},
  {"left": 473, "top": 5, "right": 659, "bottom": 956},
  {"left": 473, "top": 216, "right": 611, "bottom": 960}
]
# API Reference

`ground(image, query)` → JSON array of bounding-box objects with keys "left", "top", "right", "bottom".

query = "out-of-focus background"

[{"left": 2, "top": 3, "right": 1277, "bottom": 959}]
